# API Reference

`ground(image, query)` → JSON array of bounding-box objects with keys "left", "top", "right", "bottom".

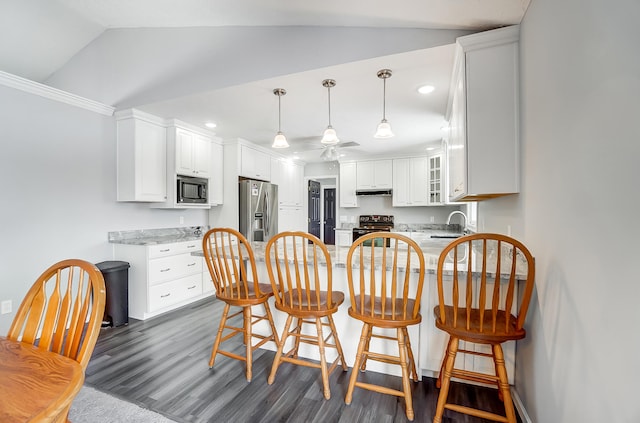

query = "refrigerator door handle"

[{"left": 265, "top": 190, "right": 269, "bottom": 238}]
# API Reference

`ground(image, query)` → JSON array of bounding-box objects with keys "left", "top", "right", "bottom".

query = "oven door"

[{"left": 352, "top": 228, "right": 391, "bottom": 247}]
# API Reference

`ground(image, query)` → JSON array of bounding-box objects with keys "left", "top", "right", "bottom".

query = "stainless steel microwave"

[{"left": 177, "top": 175, "right": 208, "bottom": 204}]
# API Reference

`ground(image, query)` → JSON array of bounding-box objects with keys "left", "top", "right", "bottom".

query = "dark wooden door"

[
  {"left": 308, "top": 180, "right": 321, "bottom": 238},
  {"left": 323, "top": 188, "right": 336, "bottom": 245}
]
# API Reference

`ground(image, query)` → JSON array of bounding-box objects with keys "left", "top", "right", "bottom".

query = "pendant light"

[
  {"left": 272, "top": 88, "right": 289, "bottom": 148},
  {"left": 321, "top": 79, "right": 339, "bottom": 145},
  {"left": 374, "top": 69, "right": 394, "bottom": 139}
]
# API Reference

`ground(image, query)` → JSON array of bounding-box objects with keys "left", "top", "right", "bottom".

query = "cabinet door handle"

[
  {"left": 187, "top": 285, "right": 197, "bottom": 290},
  {"left": 160, "top": 293, "right": 171, "bottom": 298},
  {"left": 160, "top": 268, "right": 171, "bottom": 272},
  {"left": 187, "top": 262, "right": 196, "bottom": 267},
  {"left": 160, "top": 248, "right": 170, "bottom": 252},
  {"left": 186, "top": 245, "right": 196, "bottom": 249}
]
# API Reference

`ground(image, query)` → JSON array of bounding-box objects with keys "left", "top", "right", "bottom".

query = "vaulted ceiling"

[{"left": 0, "top": 1, "right": 530, "bottom": 162}]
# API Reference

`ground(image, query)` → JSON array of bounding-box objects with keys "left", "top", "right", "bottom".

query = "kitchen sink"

[{"left": 430, "top": 234, "right": 462, "bottom": 239}]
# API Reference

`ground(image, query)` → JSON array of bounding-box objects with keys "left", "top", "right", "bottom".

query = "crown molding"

[{"left": 0, "top": 70, "right": 115, "bottom": 116}]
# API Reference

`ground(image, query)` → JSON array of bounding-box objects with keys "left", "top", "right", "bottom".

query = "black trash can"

[{"left": 96, "top": 261, "right": 130, "bottom": 327}]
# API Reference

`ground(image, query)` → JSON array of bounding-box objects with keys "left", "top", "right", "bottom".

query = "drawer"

[
  {"left": 148, "top": 254, "right": 202, "bottom": 285},
  {"left": 148, "top": 240, "right": 201, "bottom": 259},
  {"left": 148, "top": 274, "right": 203, "bottom": 312}
]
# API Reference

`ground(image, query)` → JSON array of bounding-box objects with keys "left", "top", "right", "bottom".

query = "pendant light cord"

[
  {"left": 327, "top": 85, "right": 332, "bottom": 127},
  {"left": 278, "top": 93, "right": 282, "bottom": 132},
  {"left": 382, "top": 77, "right": 387, "bottom": 121}
]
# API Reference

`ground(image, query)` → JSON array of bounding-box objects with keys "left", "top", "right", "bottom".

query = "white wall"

[
  {"left": 480, "top": 1, "right": 640, "bottom": 421},
  {"left": 0, "top": 85, "right": 208, "bottom": 334}
]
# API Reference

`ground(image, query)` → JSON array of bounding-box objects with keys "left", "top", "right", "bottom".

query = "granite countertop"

[
  {"left": 195, "top": 234, "right": 529, "bottom": 279},
  {"left": 108, "top": 226, "right": 205, "bottom": 246}
]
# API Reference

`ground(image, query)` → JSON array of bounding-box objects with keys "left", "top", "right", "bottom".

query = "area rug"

[{"left": 69, "top": 385, "right": 176, "bottom": 423}]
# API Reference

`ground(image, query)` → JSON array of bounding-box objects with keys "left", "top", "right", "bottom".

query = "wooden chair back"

[
  {"left": 265, "top": 231, "right": 337, "bottom": 314},
  {"left": 8, "top": 259, "right": 106, "bottom": 370},
  {"left": 436, "top": 233, "right": 535, "bottom": 338},
  {"left": 202, "top": 227, "right": 269, "bottom": 302},
  {"left": 346, "top": 232, "right": 426, "bottom": 326}
]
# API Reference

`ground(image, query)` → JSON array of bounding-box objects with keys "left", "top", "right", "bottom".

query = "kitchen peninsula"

[{"left": 196, "top": 233, "right": 529, "bottom": 383}]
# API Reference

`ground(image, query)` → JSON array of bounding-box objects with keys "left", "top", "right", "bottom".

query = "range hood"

[{"left": 355, "top": 189, "right": 392, "bottom": 196}]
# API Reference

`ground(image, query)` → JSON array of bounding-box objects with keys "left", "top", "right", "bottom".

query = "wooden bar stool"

[
  {"left": 202, "top": 228, "right": 279, "bottom": 382},
  {"left": 265, "top": 231, "right": 347, "bottom": 400},
  {"left": 344, "top": 232, "right": 426, "bottom": 421},
  {"left": 433, "top": 233, "right": 535, "bottom": 423}
]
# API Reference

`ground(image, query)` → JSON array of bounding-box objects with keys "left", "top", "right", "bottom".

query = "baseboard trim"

[
  {"left": 0, "top": 70, "right": 114, "bottom": 116},
  {"left": 511, "top": 388, "right": 533, "bottom": 423}
]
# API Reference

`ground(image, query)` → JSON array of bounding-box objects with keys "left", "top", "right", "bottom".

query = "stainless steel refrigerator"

[{"left": 239, "top": 179, "right": 278, "bottom": 243}]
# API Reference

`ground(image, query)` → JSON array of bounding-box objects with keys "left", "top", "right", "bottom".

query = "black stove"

[{"left": 352, "top": 215, "right": 394, "bottom": 245}]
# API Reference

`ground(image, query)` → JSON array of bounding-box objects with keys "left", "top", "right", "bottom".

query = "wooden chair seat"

[
  {"left": 277, "top": 290, "right": 344, "bottom": 315},
  {"left": 434, "top": 305, "right": 525, "bottom": 343},
  {"left": 217, "top": 282, "right": 274, "bottom": 305},
  {"left": 433, "top": 233, "right": 535, "bottom": 423},
  {"left": 344, "top": 233, "right": 426, "bottom": 421},
  {"left": 350, "top": 295, "right": 421, "bottom": 327},
  {"left": 202, "top": 228, "right": 279, "bottom": 382},
  {"left": 266, "top": 231, "right": 347, "bottom": 400}
]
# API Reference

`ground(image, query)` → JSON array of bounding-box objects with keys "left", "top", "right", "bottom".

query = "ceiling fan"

[{"left": 319, "top": 141, "right": 359, "bottom": 161}]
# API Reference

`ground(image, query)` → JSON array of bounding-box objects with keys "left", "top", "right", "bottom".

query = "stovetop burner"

[{"left": 357, "top": 215, "right": 394, "bottom": 229}]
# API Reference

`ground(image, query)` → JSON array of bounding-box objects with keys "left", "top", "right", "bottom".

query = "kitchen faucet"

[{"left": 446, "top": 210, "right": 468, "bottom": 233}]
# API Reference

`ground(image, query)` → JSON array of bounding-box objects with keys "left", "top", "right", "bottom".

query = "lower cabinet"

[
  {"left": 113, "top": 239, "right": 214, "bottom": 320},
  {"left": 335, "top": 229, "right": 353, "bottom": 247}
]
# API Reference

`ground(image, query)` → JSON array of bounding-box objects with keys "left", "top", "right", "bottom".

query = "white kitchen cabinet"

[
  {"left": 113, "top": 240, "right": 213, "bottom": 320},
  {"left": 272, "top": 158, "right": 304, "bottom": 207},
  {"left": 419, "top": 273, "right": 517, "bottom": 384},
  {"left": 152, "top": 121, "right": 220, "bottom": 209},
  {"left": 240, "top": 144, "right": 271, "bottom": 181},
  {"left": 339, "top": 162, "right": 358, "bottom": 208},
  {"left": 335, "top": 229, "right": 353, "bottom": 247},
  {"left": 427, "top": 151, "right": 445, "bottom": 205},
  {"left": 392, "top": 157, "right": 428, "bottom": 207},
  {"left": 446, "top": 25, "right": 520, "bottom": 202},
  {"left": 115, "top": 109, "right": 167, "bottom": 202},
  {"left": 209, "top": 141, "right": 224, "bottom": 205},
  {"left": 175, "top": 128, "right": 211, "bottom": 178},
  {"left": 356, "top": 160, "right": 392, "bottom": 190}
]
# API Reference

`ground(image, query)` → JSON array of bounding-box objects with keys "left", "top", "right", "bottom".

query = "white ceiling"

[{"left": 0, "top": 0, "right": 530, "bottom": 163}]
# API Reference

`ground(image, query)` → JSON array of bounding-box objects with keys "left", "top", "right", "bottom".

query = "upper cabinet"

[
  {"left": 446, "top": 25, "right": 520, "bottom": 202},
  {"left": 175, "top": 128, "right": 211, "bottom": 178},
  {"left": 115, "top": 109, "right": 167, "bottom": 202},
  {"left": 240, "top": 144, "right": 271, "bottom": 181},
  {"left": 271, "top": 158, "right": 304, "bottom": 207},
  {"left": 115, "top": 109, "right": 223, "bottom": 208},
  {"left": 427, "top": 150, "right": 445, "bottom": 205},
  {"left": 339, "top": 162, "right": 358, "bottom": 208},
  {"left": 209, "top": 142, "right": 224, "bottom": 205},
  {"left": 356, "top": 160, "right": 393, "bottom": 190},
  {"left": 393, "top": 157, "right": 428, "bottom": 207}
]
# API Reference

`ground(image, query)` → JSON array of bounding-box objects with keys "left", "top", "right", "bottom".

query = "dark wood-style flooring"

[{"left": 85, "top": 297, "right": 521, "bottom": 423}]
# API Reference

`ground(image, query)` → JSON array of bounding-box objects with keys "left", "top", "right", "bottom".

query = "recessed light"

[
  {"left": 205, "top": 122, "right": 217, "bottom": 129},
  {"left": 418, "top": 85, "right": 435, "bottom": 94},
  {"left": 426, "top": 147, "right": 436, "bottom": 151}
]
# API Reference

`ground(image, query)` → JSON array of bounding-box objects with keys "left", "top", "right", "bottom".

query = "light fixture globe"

[
  {"left": 374, "top": 119, "right": 394, "bottom": 139},
  {"left": 374, "top": 69, "right": 395, "bottom": 139},
  {"left": 272, "top": 132, "right": 289, "bottom": 148},
  {"left": 321, "top": 126, "right": 339, "bottom": 145},
  {"left": 321, "top": 79, "right": 340, "bottom": 145},
  {"left": 272, "top": 88, "right": 289, "bottom": 149}
]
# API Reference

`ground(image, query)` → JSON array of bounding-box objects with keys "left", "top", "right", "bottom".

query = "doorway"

[
  {"left": 308, "top": 180, "right": 321, "bottom": 239},
  {"left": 323, "top": 188, "right": 336, "bottom": 245}
]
